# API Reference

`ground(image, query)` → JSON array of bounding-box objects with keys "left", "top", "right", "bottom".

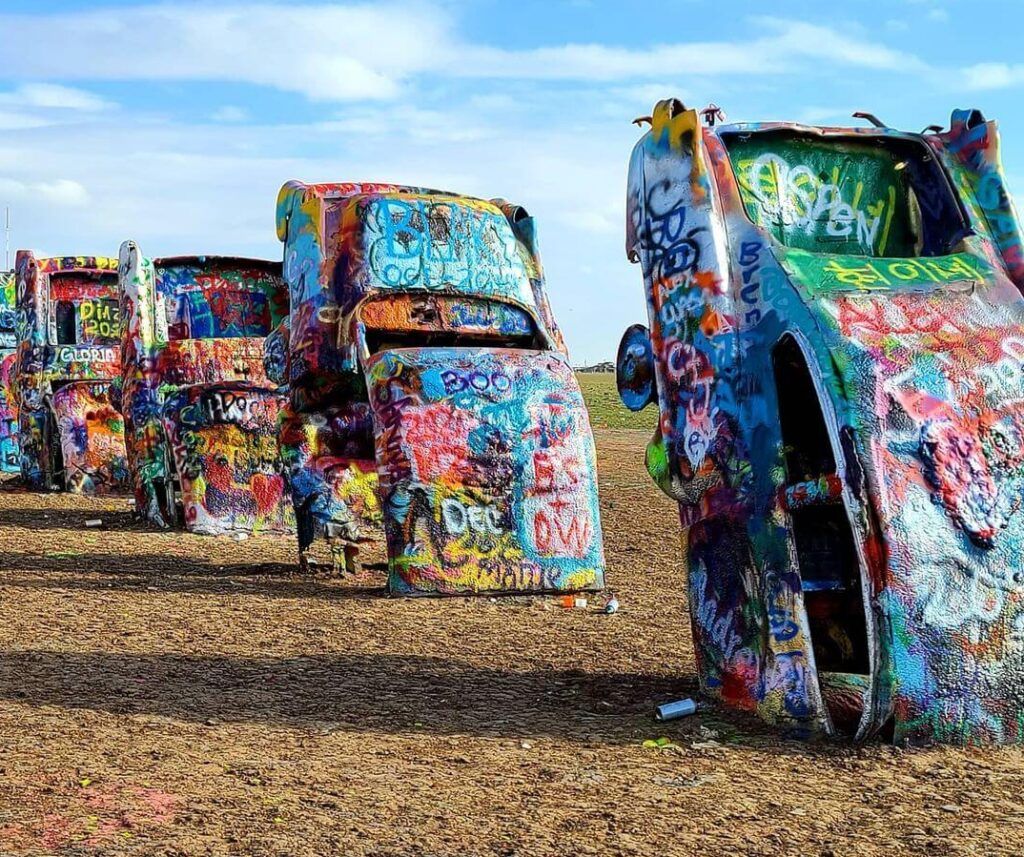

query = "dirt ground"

[{"left": 1, "top": 428, "right": 1023, "bottom": 856}]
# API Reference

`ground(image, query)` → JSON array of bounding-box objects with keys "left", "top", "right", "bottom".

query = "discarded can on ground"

[{"left": 656, "top": 698, "right": 699, "bottom": 721}]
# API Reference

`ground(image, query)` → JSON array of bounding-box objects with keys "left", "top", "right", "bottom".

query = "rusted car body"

[
  {"left": 618, "top": 100, "right": 1024, "bottom": 744},
  {"left": 14, "top": 252, "right": 128, "bottom": 493},
  {"left": 276, "top": 181, "right": 605, "bottom": 594},
  {"left": 119, "top": 243, "right": 294, "bottom": 535},
  {"left": 0, "top": 271, "right": 18, "bottom": 473}
]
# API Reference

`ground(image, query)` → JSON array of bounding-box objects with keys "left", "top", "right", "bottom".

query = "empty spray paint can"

[{"left": 655, "top": 698, "right": 700, "bottom": 721}]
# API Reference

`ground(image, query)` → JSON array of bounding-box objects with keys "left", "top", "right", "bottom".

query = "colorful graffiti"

[
  {"left": 0, "top": 271, "right": 18, "bottom": 473},
  {"left": 366, "top": 347, "right": 603, "bottom": 594},
  {"left": 0, "top": 270, "right": 14, "bottom": 351},
  {"left": 619, "top": 100, "right": 1024, "bottom": 745},
  {"left": 161, "top": 382, "right": 293, "bottom": 535},
  {"left": 13, "top": 252, "right": 128, "bottom": 493},
  {"left": 938, "top": 109, "right": 1024, "bottom": 289},
  {"left": 119, "top": 244, "right": 293, "bottom": 535},
  {"left": 276, "top": 181, "right": 602, "bottom": 592},
  {"left": 51, "top": 381, "right": 128, "bottom": 493},
  {"left": 278, "top": 394, "right": 381, "bottom": 571}
]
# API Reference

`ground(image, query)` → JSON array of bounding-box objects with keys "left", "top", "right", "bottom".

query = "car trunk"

[
  {"left": 160, "top": 382, "right": 295, "bottom": 536},
  {"left": 362, "top": 345, "right": 605, "bottom": 595},
  {"left": 49, "top": 380, "right": 128, "bottom": 494}
]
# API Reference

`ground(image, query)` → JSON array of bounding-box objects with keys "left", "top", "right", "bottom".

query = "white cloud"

[
  {"left": 0, "top": 84, "right": 115, "bottom": 131},
  {"left": 0, "top": 3, "right": 448, "bottom": 102},
  {"left": 0, "top": 83, "right": 114, "bottom": 113},
  {"left": 446, "top": 18, "right": 924, "bottom": 82},
  {"left": 0, "top": 111, "right": 52, "bottom": 131},
  {"left": 0, "top": 4, "right": 929, "bottom": 101},
  {"left": 0, "top": 177, "right": 90, "bottom": 207},
  {"left": 36, "top": 179, "right": 91, "bottom": 206},
  {"left": 927, "top": 8, "right": 950, "bottom": 22},
  {"left": 211, "top": 105, "right": 250, "bottom": 123},
  {"left": 7, "top": 83, "right": 113, "bottom": 112},
  {"left": 752, "top": 18, "right": 925, "bottom": 72},
  {"left": 962, "top": 62, "right": 1024, "bottom": 90}
]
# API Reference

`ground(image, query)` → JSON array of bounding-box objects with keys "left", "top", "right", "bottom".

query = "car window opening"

[
  {"left": 364, "top": 329, "right": 542, "bottom": 355},
  {"left": 722, "top": 130, "right": 970, "bottom": 259}
]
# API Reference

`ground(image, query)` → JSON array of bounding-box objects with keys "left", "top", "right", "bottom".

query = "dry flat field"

[{"left": 1, "top": 375, "right": 1023, "bottom": 856}]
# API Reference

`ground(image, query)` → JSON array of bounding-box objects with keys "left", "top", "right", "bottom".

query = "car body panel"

[
  {"left": 50, "top": 380, "right": 128, "bottom": 493},
  {"left": 620, "top": 99, "right": 1024, "bottom": 744},
  {"left": 14, "top": 253, "right": 127, "bottom": 493},
  {"left": 119, "top": 244, "right": 294, "bottom": 534},
  {"left": 160, "top": 382, "right": 293, "bottom": 535},
  {"left": 276, "top": 181, "right": 602, "bottom": 591},
  {"left": 0, "top": 271, "right": 18, "bottom": 473}
]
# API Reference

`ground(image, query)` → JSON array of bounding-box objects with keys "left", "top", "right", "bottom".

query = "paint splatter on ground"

[{"left": 0, "top": 428, "right": 1022, "bottom": 855}]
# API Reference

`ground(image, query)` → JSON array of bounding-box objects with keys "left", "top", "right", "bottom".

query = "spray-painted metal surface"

[
  {"left": 618, "top": 100, "right": 1024, "bottom": 745},
  {"left": 0, "top": 271, "right": 18, "bottom": 473},
  {"left": 276, "top": 181, "right": 604, "bottom": 594},
  {"left": 119, "top": 243, "right": 294, "bottom": 535},
  {"left": 14, "top": 252, "right": 128, "bottom": 493}
]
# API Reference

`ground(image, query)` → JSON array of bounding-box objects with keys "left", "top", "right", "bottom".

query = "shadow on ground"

[
  {"left": 0, "top": 551, "right": 386, "bottom": 600},
  {"left": 0, "top": 506, "right": 142, "bottom": 531},
  {"left": 0, "top": 649, "right": 704, "bottom": 745}
]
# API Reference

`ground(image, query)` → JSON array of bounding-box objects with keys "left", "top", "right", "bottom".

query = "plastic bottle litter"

[
  {"left": 559, "top": 595, "right": 588, "bottom": 609},
  {"left": 655, "top": 697, "right": 701, "bottom": 721},
  {"left": 604, "top": 596, "right": 620, "bottom": 615},
  {"left": 85, "top": 519, "right": 103, "bottom": 528}
]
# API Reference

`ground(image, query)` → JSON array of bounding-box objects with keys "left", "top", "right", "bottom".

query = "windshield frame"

[{"left": 718, "top": 126, "right": 973, "bottom": 260}]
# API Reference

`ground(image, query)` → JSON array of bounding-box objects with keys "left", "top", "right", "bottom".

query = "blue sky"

[{"left": 1, "top": 1, "right": 1023, "bottom": 362}]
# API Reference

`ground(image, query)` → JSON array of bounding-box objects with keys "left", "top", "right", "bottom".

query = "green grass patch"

[{"left": 577, "top": 372, "right": 658, "bottom": 431}]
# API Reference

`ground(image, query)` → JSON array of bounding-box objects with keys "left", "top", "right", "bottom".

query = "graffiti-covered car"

[
  {"left": 276, "top": 181, "right": 605, "bottom": 594},
  {"left": 14, "top": 252, "right": 128, "bottom": 493},
  {"left": 618, "top": 100, "right": 1024, "bottom": 745},
  {"left": 119, "top": 243, "right": 294, "bottom": 536},
  {"left": 0, "top": 271, "right": 18, "bottom": 473}
]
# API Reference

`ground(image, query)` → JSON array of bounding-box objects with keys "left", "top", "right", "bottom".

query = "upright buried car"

[
  {"left": 0, "top": 271, "right": 18, "bottom": 473},
  {"left": 119, "top": 243, "right": 294, "bottom": 535},
  {"left": 618, "top": 100, "right": 1024, "bottom": 744},
  {"left": 14, "top": 252, "right": 128, "bottom": 493},
  {"left": 276, "top": 181, "right": 605, "bottom": 594}
]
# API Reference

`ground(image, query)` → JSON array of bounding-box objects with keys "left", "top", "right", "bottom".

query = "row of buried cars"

[
  {"left": 4, "top": 102, "right": 1024, "bottom": 746},
  {"left": 0, "top": 181, "right": 606, "bottom": 596}
]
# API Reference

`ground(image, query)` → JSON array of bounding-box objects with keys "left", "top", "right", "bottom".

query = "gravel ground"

[{"left": 1, "top": 428, "right": 1023, "bottom": 856}]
